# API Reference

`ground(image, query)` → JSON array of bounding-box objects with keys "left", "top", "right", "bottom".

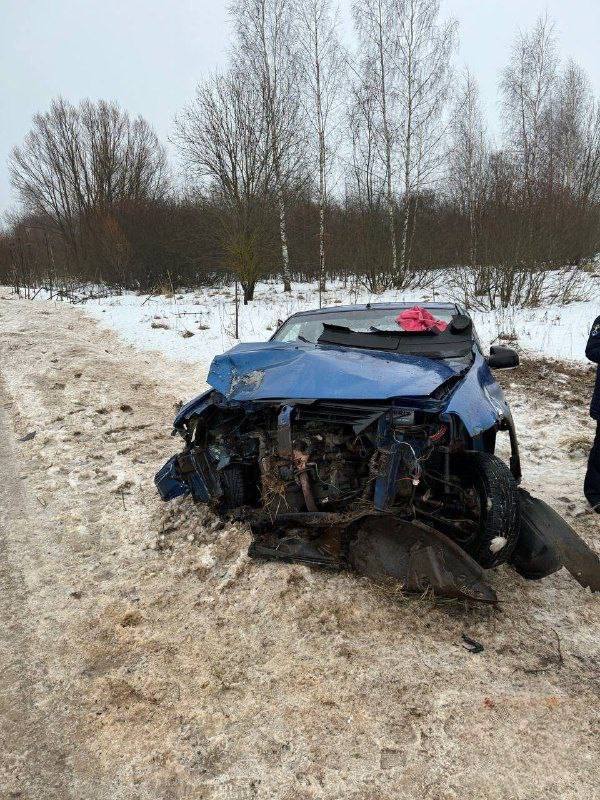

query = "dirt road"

[{"left": 0, "top": 295, "right": 598, "bottom": 800}]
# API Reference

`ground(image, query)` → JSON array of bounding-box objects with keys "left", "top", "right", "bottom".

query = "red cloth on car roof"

[{"left": 396, "top": 306, "right": 448, "bottom": 333}]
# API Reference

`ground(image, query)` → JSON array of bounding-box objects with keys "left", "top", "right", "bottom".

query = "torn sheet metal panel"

[
  {"left": 517, "top": 489, "right": 600, "bottom": 591},
  {"left": 347, "top": 516, "right": 497, "bottom": 603},
  {"left": 173, "top": 388, "right": 216, "bottom": 430},
  {"left": 155, "top": 454, "right": 189, "bottom": 500},
  {"left": 248, "top": 510, "right": 496, "bottom": 603}
]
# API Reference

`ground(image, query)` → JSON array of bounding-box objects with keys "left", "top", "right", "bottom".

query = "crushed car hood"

[{"left": 206, "top": 341, "right": 464, "bottom": 401}]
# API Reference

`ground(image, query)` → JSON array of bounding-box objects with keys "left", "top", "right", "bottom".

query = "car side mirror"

[{"left": 488, "top": 345, "right": 519, "bottom": 369}]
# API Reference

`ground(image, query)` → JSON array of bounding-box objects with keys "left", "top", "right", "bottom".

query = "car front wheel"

[{"left": 454, "top": 452, "right": 521, "bottom": 568}]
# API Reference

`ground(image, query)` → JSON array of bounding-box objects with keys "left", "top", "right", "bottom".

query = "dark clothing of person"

[
  {"left": 584, "top": 421, "right": 600, "bottom": 509},
  {"left": 587, "top": 315, "right": 600, "bottom": 420},
  {"left": 585, "top": 316, "right": 600, "bottom": 508}
]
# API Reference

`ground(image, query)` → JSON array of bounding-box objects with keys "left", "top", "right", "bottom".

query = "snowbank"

[{"left": 7, "top": 271, "right": 599, "bottom": 366}]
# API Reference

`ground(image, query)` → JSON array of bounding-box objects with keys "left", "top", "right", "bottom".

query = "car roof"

[{"left": 289, "top": 301, "right": 461, "bottom": 317}]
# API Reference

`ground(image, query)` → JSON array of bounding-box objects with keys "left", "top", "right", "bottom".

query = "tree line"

[{"left": 1, "top": 3, "right": 599, "bottom": 304}]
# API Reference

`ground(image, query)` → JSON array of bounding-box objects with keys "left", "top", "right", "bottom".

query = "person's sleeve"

[{"left": 586, "top": 316, "right": 600, "bottom": 364}]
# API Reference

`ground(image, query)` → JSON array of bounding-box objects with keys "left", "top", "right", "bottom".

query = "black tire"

[
  {"left": 454, "top": 452, "right": 520, "bottom": 568},
  {"left": 219, "top": 465, "right": 248, "bottom": 510}
]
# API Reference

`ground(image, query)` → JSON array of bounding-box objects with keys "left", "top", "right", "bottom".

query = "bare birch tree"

[
  {"left": 501, "top": 13, "right": 558, "bottom": 193},
  {"left": 232, "top": 0, "right": 300, "bottom": 291},
  {"left": 393, "top": 0, "right": 456, "bottom": 278},
  {"left": 577, "top": 94, "right": 600, "bottom": 206},
  {"left": 553, "top": 60, "right": 600, "bottom": 204},
  {"left": 353, "top": 0, "right": 399, "bottom": 276},
  {"left": 294, "top": 0, "right": 343, "bottom": 293},
  {"left": 347, "top": 79, "right": 390, "bottom": 291},
  {"left": 448, "top": 68, "right": 488, "bottom": 268}
]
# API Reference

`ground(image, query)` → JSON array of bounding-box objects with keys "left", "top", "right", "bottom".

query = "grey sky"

[{"left": 2, "top": 0, "right": 600, "bottom": 220}]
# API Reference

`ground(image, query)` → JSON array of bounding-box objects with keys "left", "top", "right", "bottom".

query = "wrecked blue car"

[{"left": 156, "top": 303, "right": 600, "bottom": 602}]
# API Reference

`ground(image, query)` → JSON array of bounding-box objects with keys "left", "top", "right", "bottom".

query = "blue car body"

[
  {"left": 154, "top": 302, "right": 600, "bottom": 597},
  {"left": 157, "top": 302, "right": 521, "bottom": 511},
  {"left": 175, "top": 339, "right": 509, "bottom": 438}
]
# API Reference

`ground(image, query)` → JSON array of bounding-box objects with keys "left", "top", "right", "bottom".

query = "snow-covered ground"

[
  {"left": 3, "top": 270, "right": 597, "bottom": 367},
  {"left": 1, "top": 291, "right": 599, "bottom": 799},
  {"left": 74, "top": 275, "right": 598, "bottom": 367}
]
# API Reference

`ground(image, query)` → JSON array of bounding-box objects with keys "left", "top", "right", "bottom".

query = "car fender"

[{"left": 441, "top": 352, "right": 510, "bottom": 438}]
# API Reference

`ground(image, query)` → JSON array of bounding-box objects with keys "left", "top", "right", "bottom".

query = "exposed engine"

[{"left": 183, "top": 399, "right": 451, "bottom": 520}]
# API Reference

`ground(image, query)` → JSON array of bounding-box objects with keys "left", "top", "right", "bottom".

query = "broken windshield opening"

[
  {"left": 274, "top": 307, "right": 457, "bottom": 341},
  {"left": 274, "top": 307, "right": 474, "bottom": 359}
]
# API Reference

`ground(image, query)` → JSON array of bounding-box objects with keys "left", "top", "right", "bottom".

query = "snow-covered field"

[{"left": 71, "top": 275, "right": 599, "bottom": 368}]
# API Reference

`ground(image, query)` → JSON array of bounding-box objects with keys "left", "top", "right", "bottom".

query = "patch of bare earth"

[{"left": 0, "top": 295, "right": 598, "bottom": 800}]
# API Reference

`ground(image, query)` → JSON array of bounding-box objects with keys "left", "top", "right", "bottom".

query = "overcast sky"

[{"left": 2, "top": 0, "right": 600, "bottom": 220}]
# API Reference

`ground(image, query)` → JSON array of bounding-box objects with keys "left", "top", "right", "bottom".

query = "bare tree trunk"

[
  {"left": 376, "top": 2, "right": 397, "bottom": 275},
  {"left": 395, "top": 0, "right": 456, "bottom": 283},
  {"left": 296, "top": 0, "right": 342, "bottom": 294},
  {"left": 400, "top": 194, "right": 411, "bottom": 276},
  {"left": 318, "top": 128, "right": 326, "bottom": 292},
  {"left": 257, "top": 0, "right": 293, "bottom": 292},
  {"left": 385, "top": 139, "right": 397, "bottom": 274},
  {"left": 268, "top": 114, "right": 293, "bottom": 292},
  {"left": 276, "top": 182, "right": 292, "bottom": 291},
  {"left": 315, "top": 36, "right": 327, "bottom": 294},
  {"left": 398, "top": 0, "right": 414, "bottom": 280},
  {"left": 242, "top": 280, "right": 256, "bottom": 303},
  {"left": 468, "top": 202, "right": 476, "bottom": 267},
  {"left": 399, "top": 72, "right": 413, "bottom": 278}
]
